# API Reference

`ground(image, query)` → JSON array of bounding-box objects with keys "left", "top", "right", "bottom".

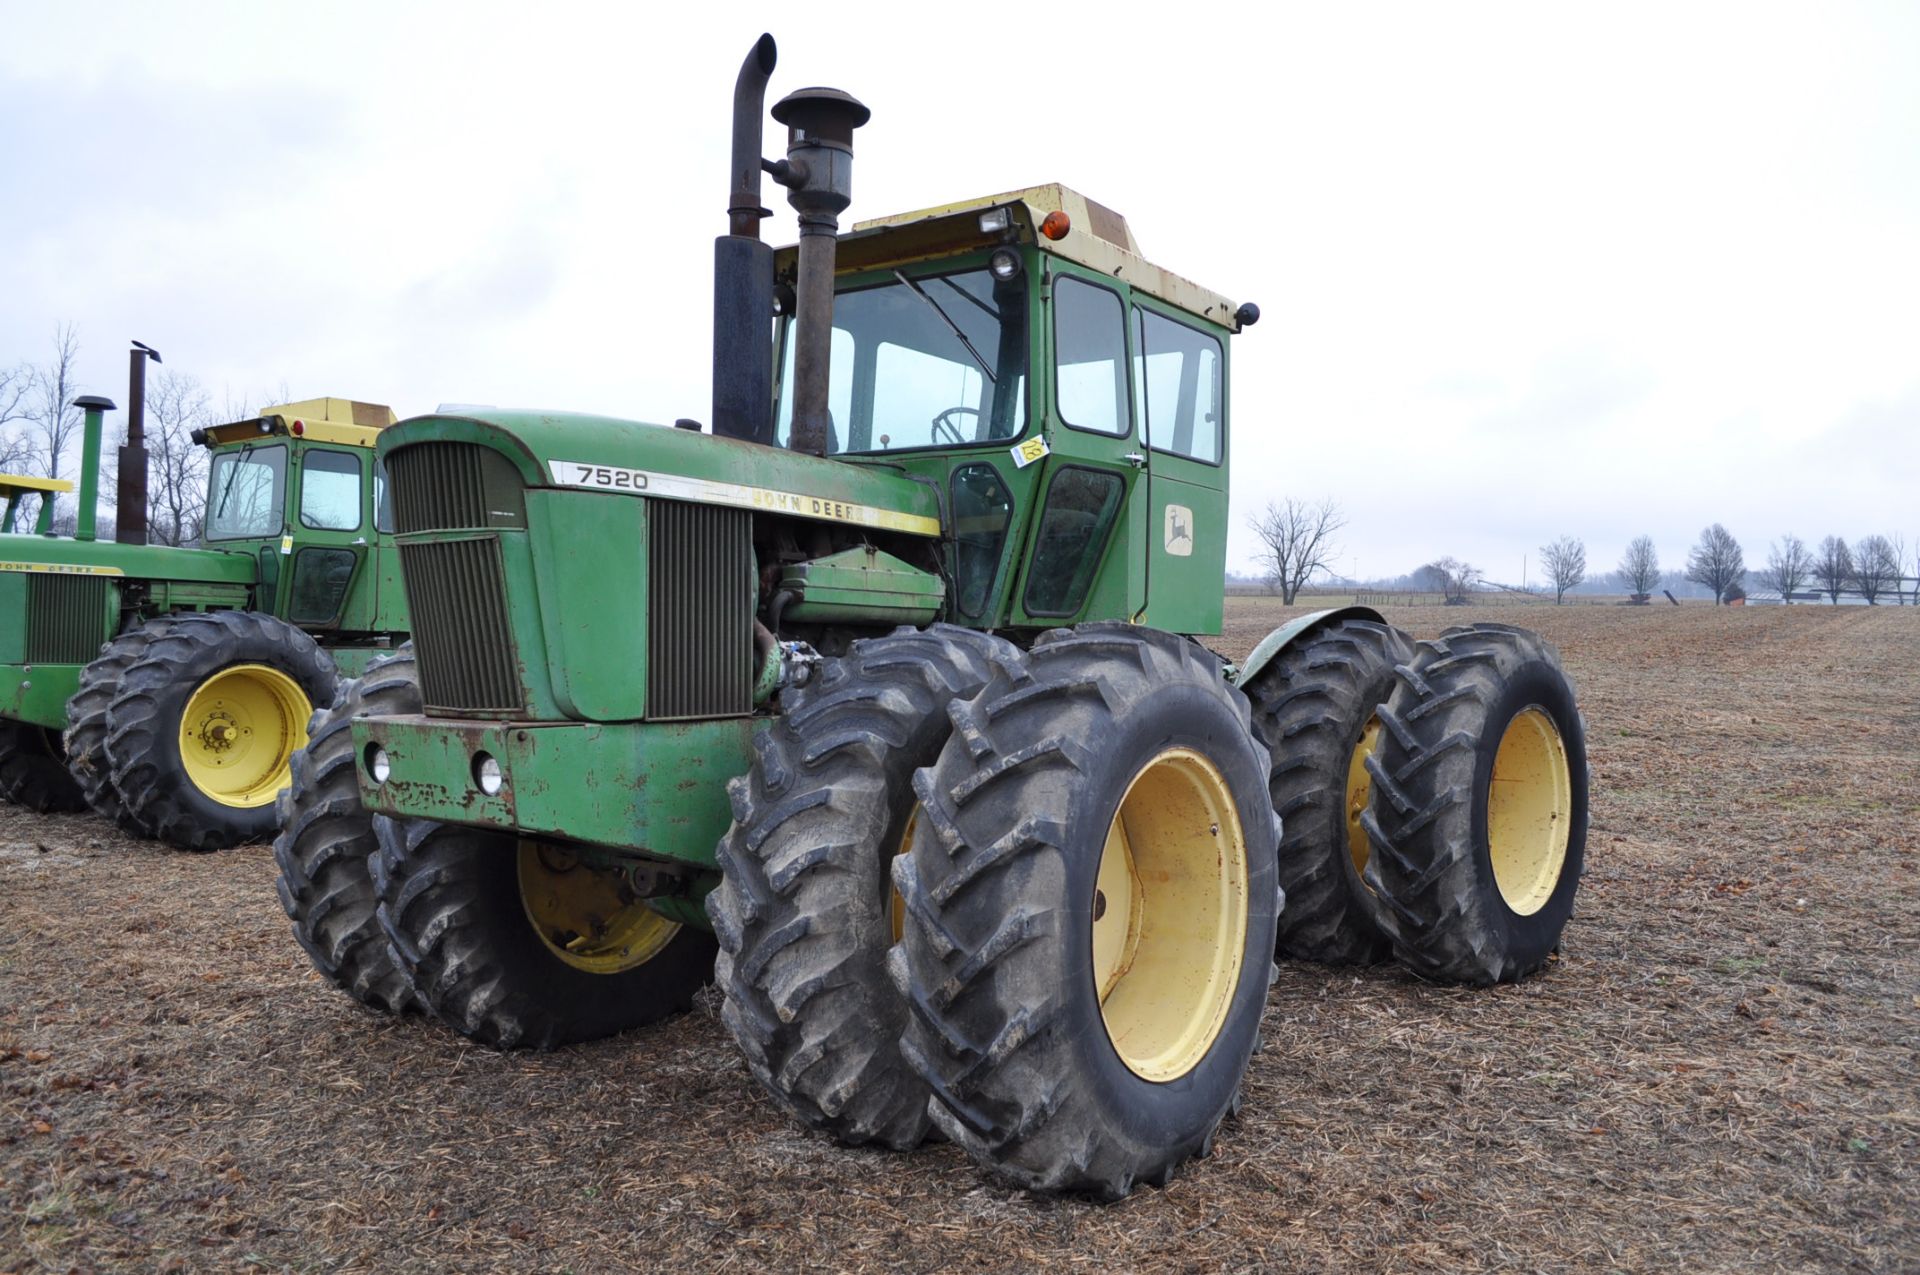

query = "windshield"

[
  {"left": 205, "top": 444, "right": 287, "bottom": 540},
  {"left": 777, "top": 265, "right": 1028, "bottom": 454}
]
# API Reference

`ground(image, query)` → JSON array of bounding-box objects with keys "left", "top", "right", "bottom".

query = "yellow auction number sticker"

[{"left": 1010, "top": 436, "right": 1050, "bottom": 469}]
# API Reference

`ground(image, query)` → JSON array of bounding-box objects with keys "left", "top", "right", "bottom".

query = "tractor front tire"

[
  {"left": 374, "top": 820, "right": 717, "bottom": 1050},
  {"left": 106, "top": 611, "right": 338, "bottom": 852},
  {"left": 273, "top": 646, "right": 423, "bottom": 1016},
  {"left": 65, "top": 620, "right": 174, "bottom": 837},
  {"left": 1360, "top": 624, "right": 1589, "bottom": 984},
  {"left": 0, "top": 720, "right": 86, "bottom": 813},
  {"left": 709, "top": 624, "right": 1020, "bottom": 1151},
  {"left": 890, "top": 624, "right": 1280, "bottom": 1198},
  {"left": 1244, "top": 618, "right": 1413, "bottom": 965}
]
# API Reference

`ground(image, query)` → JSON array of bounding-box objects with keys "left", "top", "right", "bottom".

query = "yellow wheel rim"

[
  {"left": 1487, "top": 708, "right": 1573, "bottom": 916},
  {"left": 178, "top": 664, "right": 312, "bottom": 809},
  {"left": 1093, "top": 748, "right": 1249, "bottom": 1083},
  {"left": 517, "top": 842, "right": 680, "bottom": 974},
  {"left": 1345, "top": 714, "right": 1383, "bottom": 882}
]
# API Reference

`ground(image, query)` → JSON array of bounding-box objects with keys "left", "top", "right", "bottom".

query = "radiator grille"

[
  {"left": 397, "top": 537, "right": 523, "bottom": 713},
  {"left": 26, "top": 575, "right": 111, "bottom": 664},
  {"left": 386, "top": 442, "right": 526, "bottom": 534},
  {"left": 648, "top": 500, "right": 752, "bottom": 720}
]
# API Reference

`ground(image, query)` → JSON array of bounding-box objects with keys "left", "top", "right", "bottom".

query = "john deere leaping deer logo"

[{"left": 1163, "top": 504, "right": 1194, "bottom": 557}]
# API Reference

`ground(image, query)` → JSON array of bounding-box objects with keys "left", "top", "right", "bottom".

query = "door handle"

[{"left": 1123, "top": 452, "right": 1147, "bottom": 470}]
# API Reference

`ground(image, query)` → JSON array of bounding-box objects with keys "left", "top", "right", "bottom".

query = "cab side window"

[
  {"left": 1134, "top": 308, "right": 1223, "bottom": 464},
  {"left": 1053, "top": 276, "right": 1130, "bottom": 436},
  {"left": 300, "top": 449, "right": 363, "bottom": 531}
]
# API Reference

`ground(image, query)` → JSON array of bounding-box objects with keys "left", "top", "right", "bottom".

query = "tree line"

[
  {"left": 1, "top": 326, "right": 247, "bottom": 546},
  {"left": 1249, "top": 498, "right": 1918, "bottom": 607}
]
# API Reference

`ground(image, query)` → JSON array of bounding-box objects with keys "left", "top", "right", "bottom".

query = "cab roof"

[
  {"left": 199, "top": 397, "right": 398, "bottom": 449},
  {"left": 776, "top": 183, "right": 1244, "bottom": 332}
]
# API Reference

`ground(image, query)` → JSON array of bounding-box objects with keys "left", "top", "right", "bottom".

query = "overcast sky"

[{"left": 4, "top": 1, "right": 1915, "bottom": 583}]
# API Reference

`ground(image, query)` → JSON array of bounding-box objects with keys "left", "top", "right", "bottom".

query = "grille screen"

[
  {"left": 397, "top": 537, "right": 523, "bottom": 713},
  {"left": 648, "top": 500, "right": 752, "bottom": 720},
  {"left": 386, "top": 442, "right": 526, "bottom": 534},
  {"left": 26, "top": 575, "right": 111, "bottom": 664}
]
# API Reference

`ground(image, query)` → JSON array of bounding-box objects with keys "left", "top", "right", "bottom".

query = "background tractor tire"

[
  {"left": 106, "top": 610, "right": 338, "bottom": 852},
  {"left": 273, "top": 646, "right": 423, "bottom": 1016},
  {"left": 1244, "top": 618, "right": 1414, "bottom": 966},
  {"left": 890, "top": 624, "right": 1280, "bottom": 1199},
  {"left": 374, "top": 819, "right": 717, "bottom": 1050},
  {"left": 0, "top": 719, "right": 86, "bottom": 813},
  {"left": 65, "top": 620, "right": 175, "bottom": 837},
  {"left": 709, "top": 624, "right": 1021, "bottom": 1151},
  {"left": 1360, "top": 624, "right": 1590, "bottom": 984}
]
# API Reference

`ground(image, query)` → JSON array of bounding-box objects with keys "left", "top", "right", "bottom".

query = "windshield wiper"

[
  {"left": 893, "top": 270, "right": 995, "bottom": 384},
  {"left": 214, "top": 443, "right": 258, "bottom": 522}
]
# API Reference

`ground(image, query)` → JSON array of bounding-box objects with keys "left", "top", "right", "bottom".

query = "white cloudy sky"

[{"left": 3, "top": 1, "right": 1915, "bottom": 583}]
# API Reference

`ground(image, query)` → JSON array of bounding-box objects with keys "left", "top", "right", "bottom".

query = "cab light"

[
  {"left": 1040, "top": 210, "right": 1071, "bottom": 241},
  {"left": 989, "top": 248, "right": 1022, "bottom": 281},
  {"left": 291, "top": 419, "right": 305, "bottom": 435},
  {"left": 977, "top": 206, "right": 1011, "bottom": 234}
]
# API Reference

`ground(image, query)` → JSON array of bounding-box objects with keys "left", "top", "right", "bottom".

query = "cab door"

[
  {"left": 283, "top": 445, "right": 371, "bottom": 631},
  {"left": 1006, "top": 263, "right": 1146, "bottom": 627},
  {"left": 1133, "top": 299, "right": 1231, "bottom": 636}
]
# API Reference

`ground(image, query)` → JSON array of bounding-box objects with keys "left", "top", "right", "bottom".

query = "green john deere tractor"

[
  {"left": 276, "top": 34, "right": 1590, "bottom": 1197},
  {"left": 0, "top": 361, "right": 410, "bottom": 850}
]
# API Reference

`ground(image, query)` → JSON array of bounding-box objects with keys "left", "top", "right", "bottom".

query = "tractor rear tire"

[
  {"left": 889, "top": 624, "right": 1280, "bottom": 1198},
  {"left": 1244, "top": 618, "right": 1413, "bottom": 966},
  {"left": 374, "top": 820, "right": 717, "bottom": 1050},
  {"left": 273, "top": 646, "right": 423, "bottom": 1016},
  {"left": 0, "top": 720, "right": 86, "bottom": 813},
  {"left": 65, "top": 620, "right": 175, "bottom": 837},
  {"left": 106, "top": 611, "right": 338, "bottom": 852},
  {"left": 1360, "top": 624, "right": 1589, "bottom": 984},
  {"left": 708, "top": 624, "right": 1021, "bottom": 1151}
]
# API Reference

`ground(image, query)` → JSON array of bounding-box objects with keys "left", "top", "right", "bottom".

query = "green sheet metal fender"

[
  {"left": 0, "top": 534, "right": 257, "bottom": 584},
  {"left": 377, "top": 412, "right": 944, "bottom": 539},
  {"left": 1229, "top": 606, "right": 1388, "bottom": 688}
]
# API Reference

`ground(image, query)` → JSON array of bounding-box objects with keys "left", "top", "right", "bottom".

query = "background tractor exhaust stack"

[{"left": 116, "top": 340, "right": 161, "bottom": 546}]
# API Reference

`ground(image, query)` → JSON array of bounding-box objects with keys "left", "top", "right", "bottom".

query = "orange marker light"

[{"left": 1040, "top": 210, "right": 1071, "bottom": 241}]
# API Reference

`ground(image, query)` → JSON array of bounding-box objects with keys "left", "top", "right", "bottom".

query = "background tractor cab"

[{"left": 766, "top": 184, "right": 1256, "bottom": 638}]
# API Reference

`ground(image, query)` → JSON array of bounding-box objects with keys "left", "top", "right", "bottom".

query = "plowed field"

[{"left": 5, "top": 603, "right": 1917, "bottom": 1272}]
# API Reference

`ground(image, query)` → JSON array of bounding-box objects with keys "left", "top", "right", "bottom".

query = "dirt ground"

[{"left": 4, "top": 602, "right": 1917, "bottom": 1272}]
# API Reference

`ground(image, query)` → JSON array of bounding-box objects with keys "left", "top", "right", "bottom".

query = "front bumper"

[{"left": 350, "top": 714, "right": 765, "bottom": 869}]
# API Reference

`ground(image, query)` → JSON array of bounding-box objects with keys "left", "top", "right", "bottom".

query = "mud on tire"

[
  {"left": 273, "top": 646, "right": 423, "bottom": 1016},
  {"left": 1243, "top": 618, "right": 1413, "bottom": 965},
  {"left": 1360, "top": 623, "right": 1590, "bottom": 984},
  {"left": 708, "top": 624, "right": 1021, "bottom": 1151},
  {"left": 374, "top": 820, "right": 717, "bottom": 1050},
  {"left": 890, "top": 623, "right": 1281, "bottom": 1198}
]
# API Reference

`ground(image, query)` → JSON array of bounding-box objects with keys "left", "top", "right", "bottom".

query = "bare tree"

[
  {"left": 1851, "top": 534, "right": 1900, "bottom": 605},
  {"left": 1615, "top": 535, "right": 1659, "bottom": 601},
  {"left": 1758, "top": 534, "right": 1812, "bottom": 603},
  {"left": 1889, "top": 533, "right": 1910, "bottom": 605},
  {"left": 1538, "top": 535, "right": 1586, "bottom": 604},
  {"left": 1685, "top": 523, "right": 1745, "bottom": 604},
  {"left": 1812, "top": 536, "right": 1852, "bottom": 604},
  {"left": 1427, "top": 556, "right": 1483, "bottom": 605},
  {"left": 1249, "top": 498, "right": 1346, "bottom": 605},
  {"left": 23, "top": 325, "right": 86, "bottom": 483}
]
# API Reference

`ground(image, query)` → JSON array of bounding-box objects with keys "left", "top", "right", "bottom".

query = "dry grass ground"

[{"left": 4, "top": 602, "right": 1917, "bottom": 1272}]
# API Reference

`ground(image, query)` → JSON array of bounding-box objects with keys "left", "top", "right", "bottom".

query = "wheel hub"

[
  {"left": 1487, "top": 707, "right": 1573, "bottom": 916},
  {"left": 517, "top": 841, "right": 680, "bottom": 974},
  {"left": 178, "top": 664, "right": 311, "bottom": 808}
]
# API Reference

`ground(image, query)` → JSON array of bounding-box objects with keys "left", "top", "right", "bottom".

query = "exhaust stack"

[
  {"left": 769, "top": 86, "right": 868, "bottom": 457},
  {"left": 70, "top": 395, "right": 116, "bottom": 542},
  {"left": 710, "top": 34, "right": 779, "bottom": 446},
  {"left": 115, "top": 340, "right": 161, "bottom": 545}
]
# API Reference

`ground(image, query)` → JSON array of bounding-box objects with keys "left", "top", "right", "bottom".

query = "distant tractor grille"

[
  {"left": 25, "top": 575, "right": 111, "bottom": 664},
  {"left": 385, "top": 442, "right": 526, "bottom": 534},
  {"left": 397, "top": 538, "right": 523, "bottom": 713},
  {"left": 647, "top": 500, "right": 752, "bottom": 720}
]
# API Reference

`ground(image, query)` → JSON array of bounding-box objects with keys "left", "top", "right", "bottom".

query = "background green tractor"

[
  {"left": 277, "top": 35, "right": 1590, "bottom": 1198},
  {"left": 0, "top": 353, "right": 410, "bottom": 850}
]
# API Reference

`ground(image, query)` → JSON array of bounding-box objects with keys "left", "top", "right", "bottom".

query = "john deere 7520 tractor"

[
  {"left": 1, "top": 371, "right": 409, "bottom": 850},
  {"left": 277, "top": 35, "right": 1589, "bottom": 1198}
]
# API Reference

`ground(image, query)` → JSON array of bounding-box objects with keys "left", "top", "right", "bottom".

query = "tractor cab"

[
  {"left": 0, "top": 474, "right": 73, "bottom": 535},
  {"left": 194, "top": 398, "right": 407, "bottom": 635},
  {"left": 769, "top": 185, "right": 1253, "bottom": 636}
]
